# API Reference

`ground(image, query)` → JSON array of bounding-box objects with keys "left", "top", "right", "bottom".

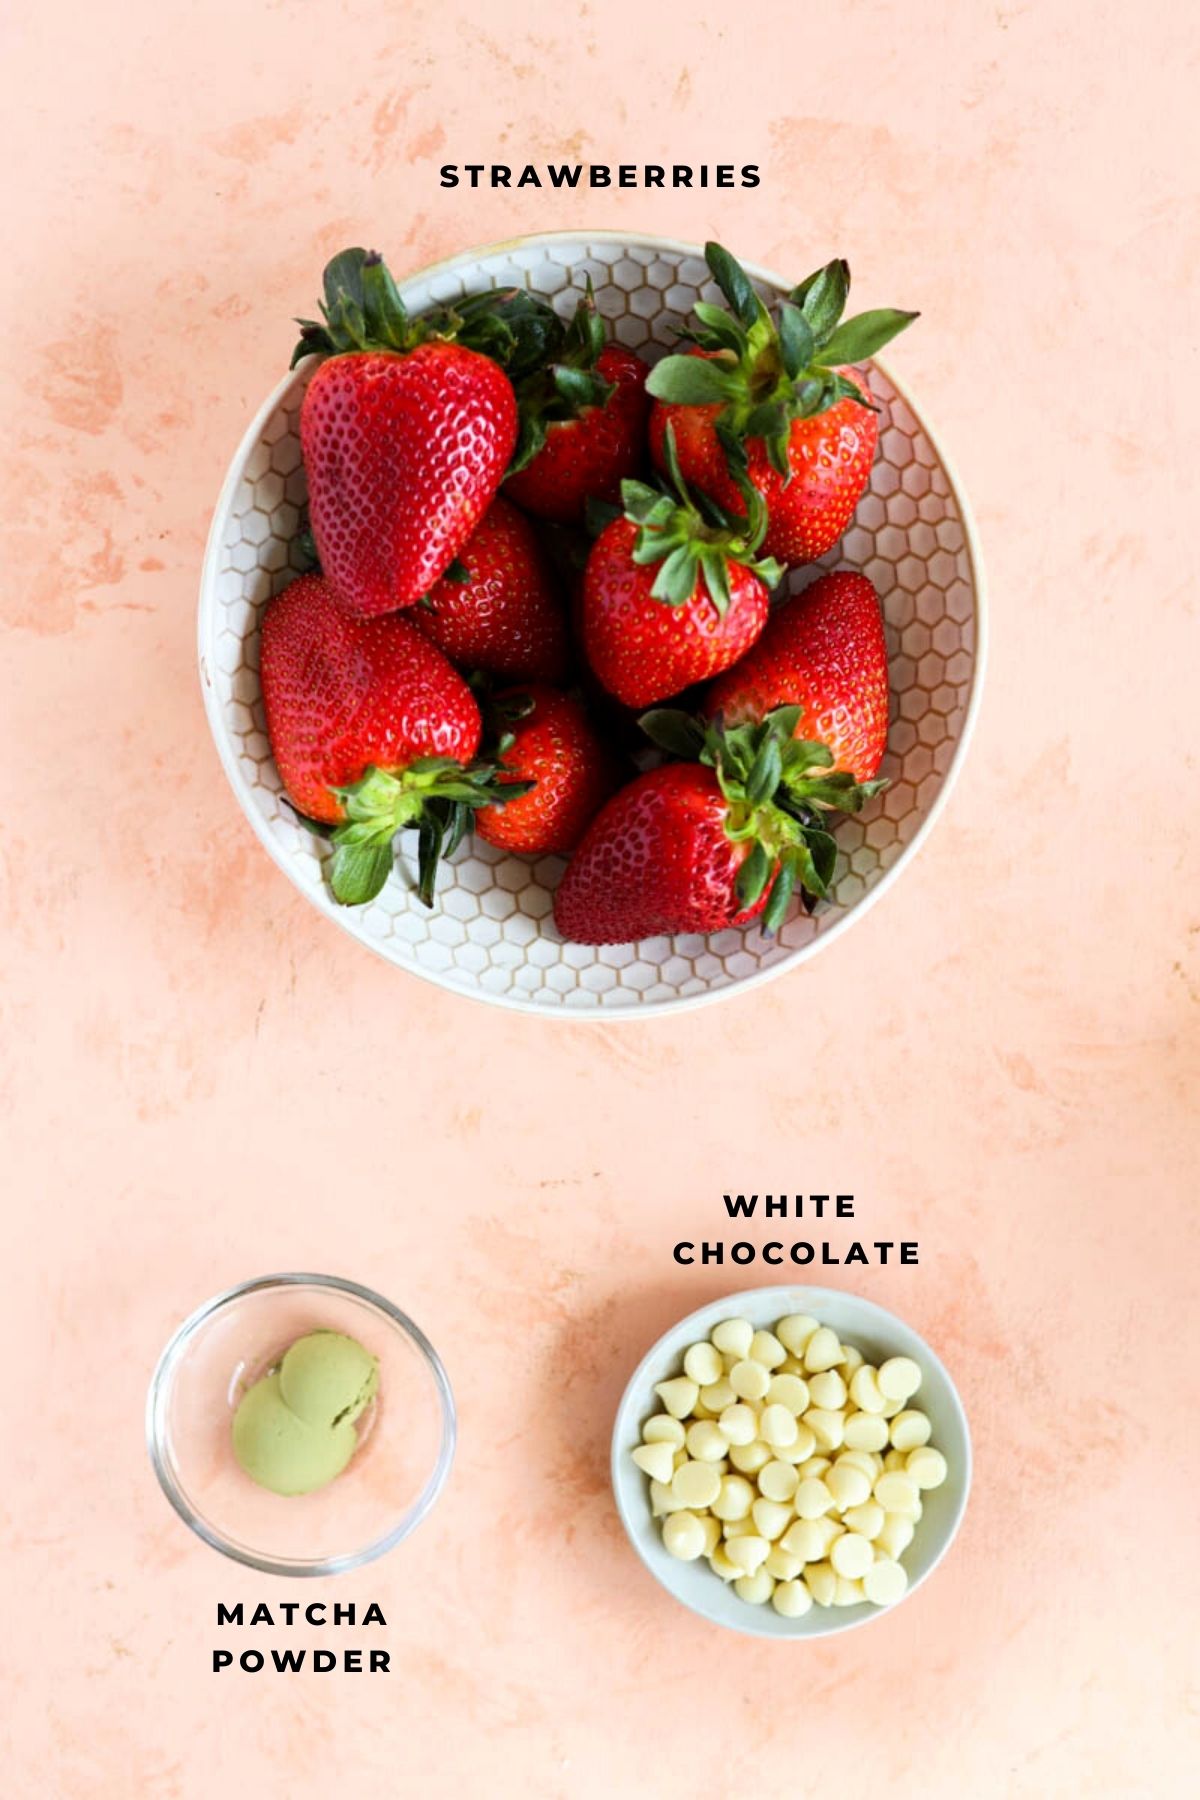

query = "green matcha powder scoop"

[{"left": 233, "top": 1330, "right": 379, "bottom": 1497}]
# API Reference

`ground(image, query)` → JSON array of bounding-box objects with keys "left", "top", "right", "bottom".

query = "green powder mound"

[
  {"left": 231, "top": 1331, "right": 378, "bottom": 1497},
  {"left": 279, "top": 1330, "right": 379, "bottom": 1430}
]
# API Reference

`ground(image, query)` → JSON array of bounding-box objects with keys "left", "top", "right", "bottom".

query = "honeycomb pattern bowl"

[{"left": 199, "top": 233, "right": 986, "bottom": 1016}]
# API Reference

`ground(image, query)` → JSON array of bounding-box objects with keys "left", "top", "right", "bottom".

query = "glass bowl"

[{"left": 146, "top": 1273, "right": 455, "bottom": 1576}]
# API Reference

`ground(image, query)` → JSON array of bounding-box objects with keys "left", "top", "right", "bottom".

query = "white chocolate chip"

[
  {"left": 793, "top": 1477, "right": 835, "bottom": 1520},
  {"left": 630, "top": 1441, "right": 676, "bottom": 1484},
  {"left": 826, "top": 1462, "right": 872, "bottom": 1511},
  {"left": 765, "top": 1373, "right": 810, "bottom": 1414},
  {"left": 685, "top": 1420, "right": 729, "bottom": 1463},
  {"left": 780, "top": 1516, "right": 840, "bottom": 1562},
  {"left": 834, "top": 1448, "right": 878, "bottom": 1481},
  {"left": 759, "top": 1403, "right": 799, "bottom": 1449},
  {"left": 874, "top": 1471, "right": 921, "bottom": 1516},
  {"left": 642, "top": 1413, "right": 686, "bottom": 1449},
  {"left": 717, "top": 1402, "right": 759, "bottom": 1446},
  {"left": 710, "top": 1473, "right": 756, "bottom": 1522},
  {"left": 863, "top": 1558, "right": 909, "bottom": 1605},
  {"left": 803, "top": 1327, "right": 842, "bottom": 1372},
  {"left": 803, "top": 1562, "right": 837, "bottom": 1607},
  {"left": 699, "top": 1378, "right": 736, "bottom": 1414},
  {"left": 803, "top": 1408, "right": 845, "bottom": 1452},
  {"left": 889, "top": 1409, "right": 932, "bottom": 1452},
  {"left": 842, "top": 1499, "right": 885, "bottom": 1539},
  {"left": 878, "top": 1356, "right": 922, "bottom": 1402},
  {"left": 655, "top": 1377, "right": 699, "bottom": 1419},
  {"left": 729, "top": 1359, "right": 771, "bottom": 1402},
  {"left": 711, "top": 1317, "right": 754, "bottom": 1359},
  {"left": 765, "top": 1545, "right": 804, "bottom": 1582},
  {"left": 671, "top": 1460, "right": 722, "bottom": 1509},
  {"left": 734, "top": 1570, "right": 776, "bottom": 1605},
  {"left": 807, "top": 1370, "right": 847, "bottom": 1411},
  {"left": 877, "top": 1513, "right": 915, "bottom": 1559},
  {"left": 749, "top": 1329, "right": 787, "bottom": 1369},
  {"left": 772, "top": 1423, "right": 817, "bottom": 1465},
  {"left": 757, "top": 1460, "right": 800, "bottom": 1503},
  {"left": 777, "top": 1314, "right": 819, "bottom": 1356},
  {"left": 650, "top": 1479, "right": 683, "bottom": 1517},
  {"left": 771, "top": 1578, "right": 813, "bottom": 1618},
  {"left": 849, "top": 1366, "right": 886, "bottom": 1415},
  {"left": 683, "top": 1341, "right": 724, "bottom": 1388},
  {"left": 662, "top": 1510, "right": 707, "bottom": 1561},
  {"left": 751, "top": 1498, "right": 793, "bottom": 1542},
  {"left": 843, "top": 1411, "right": 891, "bottom": 1453},
  {"left": 906, "top": 1446, "right": 948, "bottom": 1490},
  {"left": 709, "top": 1545, "right": 739, "bottom": 1581},
  {"left": 728, "top": 1439, "right": 771, "bottom": 1475},
  {"left": 830, "top": 1532, "right": 875, "bottom": 1580},
  {"left": 726, "top": 1534, "right": 770, "bottom": 1575}
]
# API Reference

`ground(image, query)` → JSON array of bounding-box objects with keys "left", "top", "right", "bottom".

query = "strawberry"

[
  {"left": 502, "top": 286, "right": 650, "bottom": 523},
  {"left": 294, "top": 248, "right": 518, "bottom": 617},
  {"left": 474, "top": 686, "right": 621, "bottom": 855},
  {"left": 260, "top": 574, "right": 528, "bottom": 906},
  {"left": 580, "top": 428, "right": 781, "bottom": 709},
  {"left": 646, "top": 242, "right": 916, "bottom": 565},
  {"left": 554, "top": 707, "right": 884, "bottom": 944},
  {"left": 410, "top": 497, "right": 569, "bottom": 683},
  {"left": 705, "top": 570, "right": 890, "bottom": 781}
]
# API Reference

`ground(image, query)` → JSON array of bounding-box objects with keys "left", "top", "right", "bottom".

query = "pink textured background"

[{"left": 2, "top": 1, "right": 1197, "bottom": 1794}]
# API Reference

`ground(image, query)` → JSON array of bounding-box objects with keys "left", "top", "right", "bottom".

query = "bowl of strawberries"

[{"left": 200, "top": 233, "right": 984, "bottom": 1014}]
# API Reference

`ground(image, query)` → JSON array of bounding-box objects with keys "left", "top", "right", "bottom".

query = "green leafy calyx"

[
  {"left": 504, "top": 281, "right": 617, "bottom": 473},
  {"left": 620, "top": 424, "right": 782, "bottom": 613},
  {"left": 323, "top": 758, "right": 533, "bottom": 907},
  {"left": 644, "top": 242, "right": 918, "bottom": 483},
  {"left": 291, "top": 248, "right": 439, "bottom": 368},
  {"left": 638, "top": 704, "right": 886, "bottom": 931}
]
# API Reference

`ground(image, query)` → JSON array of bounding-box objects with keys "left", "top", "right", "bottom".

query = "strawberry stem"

[
  {"left": 325, "top": 759, "right": 533, "bottom": 907},
  {"left": 620, "top": 424, "right": 781, "bottom": 613},
  {"left": 645, "top": 242, "right": 918, "bottom": 484},
  {"left": 639, "top": 703, "right": 886, "bottom": 931}
]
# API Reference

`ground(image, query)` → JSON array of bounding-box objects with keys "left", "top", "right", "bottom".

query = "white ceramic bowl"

[
  {"left": 611, "top": 1285, "right": 971, "bottom": 1638},
  {"left": 200, "top": 233, "right": 986, "bottom": 1015}
]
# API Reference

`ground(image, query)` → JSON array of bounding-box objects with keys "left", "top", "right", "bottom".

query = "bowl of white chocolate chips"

[{"left": 612, "top": 1286, "right": 971, "bottom": 1637}]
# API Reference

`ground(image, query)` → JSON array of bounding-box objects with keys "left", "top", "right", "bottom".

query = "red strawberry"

[
  {"left": 554, "top": 764, "right": 765, "bottom": 943},
  {"left": 260, "top": 574, "right": 527, "bottom": 905},
  {"left": 475, "top": 686, "right": 621, "bottom": 855},
  {"left": 554, "top": 707, "right": 885, "bottom": 945},
  {"left": 294, "top": 248, "right": 518, "bottom": 617},
  {"left": 581, "top": 430, "right": 780, "bottom": 709},
  {"left": 646, "top": 242, "right": 916, "bottom": 565},
  {"left": 705, "top": 571, "right": 890, "bottom": 781},
  {"left": 503, "top": 286, "right": 650, "bottom": 523},
  {"left": 410, "top": 497, "right": 569, "bottom": 683}
]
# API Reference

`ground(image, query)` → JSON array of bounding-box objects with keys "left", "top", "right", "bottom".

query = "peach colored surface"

[{"left": 1, "top": 1, "right": 1196, "bottom": 1795}]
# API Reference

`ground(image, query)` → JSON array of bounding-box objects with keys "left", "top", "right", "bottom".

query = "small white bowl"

[
  {"left": 611, "top": 1284, "right": 971, "bottom": 1638},
  {"left": 200, "top": 232, "right": 986, "bottom": 1015}
]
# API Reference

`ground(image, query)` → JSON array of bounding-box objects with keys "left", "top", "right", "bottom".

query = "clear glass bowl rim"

[{"left": 145, "top": 1271, "right": 456, "bottom": 1577}]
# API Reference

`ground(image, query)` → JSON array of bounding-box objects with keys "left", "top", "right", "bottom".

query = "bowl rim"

[
  {"left": 145, "top": 1271, "right": 457, "bottom": 1577},
  {"left": 609, "top": 1281, "right": 973, "bottom": 1639},
  {"left": 198, "top": 230, "right": 988, "bottom": 1020}
]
